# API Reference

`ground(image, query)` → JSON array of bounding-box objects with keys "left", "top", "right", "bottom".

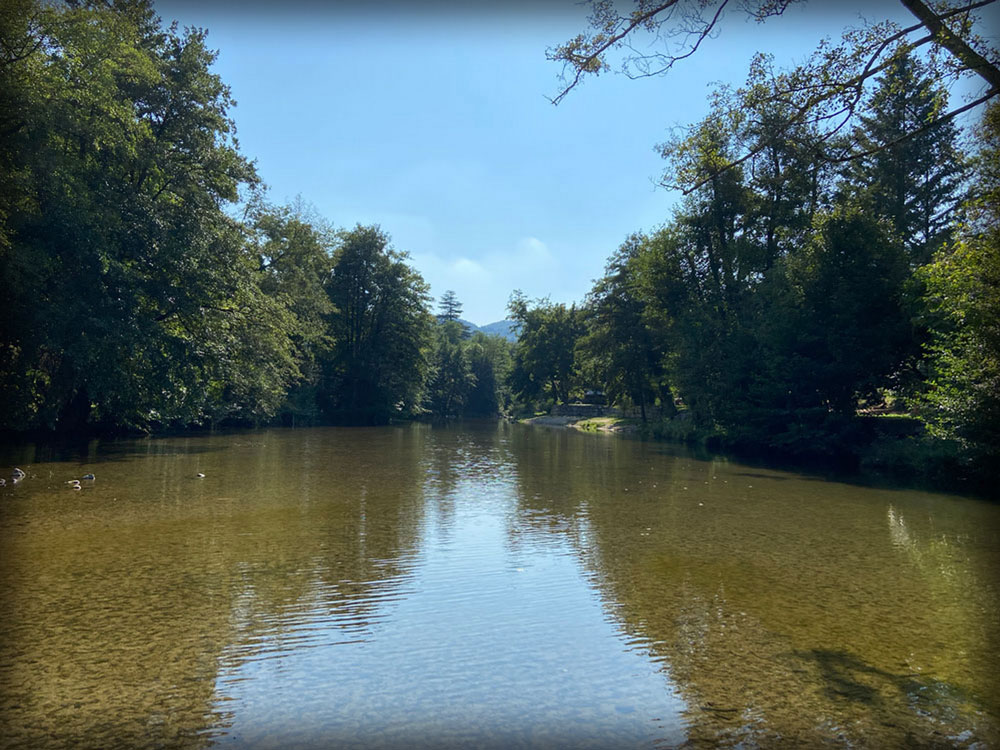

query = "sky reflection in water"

[{"left": 0, "top": 423, "right": 997, "bottom": 748}]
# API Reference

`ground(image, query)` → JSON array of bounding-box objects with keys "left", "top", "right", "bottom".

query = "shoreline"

[
  {"left": 519, "top": 413, "right": 997, "bottom": 501},
  {"left": 520, "top": 415, "right": 639, "bottom": 434}
]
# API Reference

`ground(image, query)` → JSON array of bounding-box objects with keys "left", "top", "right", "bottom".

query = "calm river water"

[{"left": 0, "top": 422, "right": 997, "bottom": 748}]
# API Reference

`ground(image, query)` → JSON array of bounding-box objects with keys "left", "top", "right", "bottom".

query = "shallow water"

[{"left": 0, "top": 423, "right": 997, "bottom": 748}]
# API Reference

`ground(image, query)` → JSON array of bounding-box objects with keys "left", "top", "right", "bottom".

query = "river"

[{"left": 0, "top": 422, "right": 997, "bottom": 748}]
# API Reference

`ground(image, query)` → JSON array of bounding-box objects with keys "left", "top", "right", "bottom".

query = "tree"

[
  {"left": 759, "top": 207, "right": 911, "bottom": 421},
  {"left": 912, "top": 102, "right": 1000, "bottom": 472},
  {"left": 631, "top": 221, "right": 761, "bottom": 430},
  {"left": 508, "top": 292, "right": 584, "bottom": 405},
  {"left": 549, "top": 0, "right": 998, "bottom": 191},
  {"left": 250, "top": 200, "right": 336, "bottom": 424},
  {"left": 425, "top": 320, "right": 475, "bottom": 418},
  {"left": 438, "top": 289, "right": 463, "bottom": 322},
  {"left": 321, "top": 225, "right": 433, "bottom": 424},
  {"left": 0, "top": 0, "right": 300, "bottom": 431},
  {"left": 578, "top": 235, "right": 665, "bottom": 421},
  {"left": 844, "top": 54, "right": 966, "bottom": 265},
  {"left": 465, "top": 331, "right": 513, "bottom": 416}
]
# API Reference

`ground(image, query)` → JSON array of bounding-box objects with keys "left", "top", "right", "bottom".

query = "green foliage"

[
  {"left": 768, "top": 208, "right": 911, "bottom": 414},
  {"left": 844, "top": 54, "right": 965, "bottom": 265},
  {"left": 0, "top": 1, "right": 503, "bottom": 432},
  {"left": 250, "top": 200, "right": 336, "bottom": 425},
  {"left": 321, "top": 225, "right": 433, "bottom": 424},
  {"left": 426, "top": 320, "right": 475, "bottom": 418},
  {"left": 911, "top": 103, "right": 1000, "bottom": 471},
  {"left": 578, "top": 235, "right": 667, "bottom": 421},
  {"left": 0, "top": 0, "right": 307, "bottom": 431},
  {"left": 581, "top": 60, "right": 929, "bottom": 462},
  {"left": 465, "top": 331, "right": 513, "bottom": 416},
  {"left": 508, "top": 292, "right": 584, "bottom": 406},
  {"left": 544, "top": 2, "right": 995, "bottom": 487},
  {"left": 425, "top": 291, "right": 514, "bottom": 419},
  {"left": 551, "top": 0, "right": 997, "bottom": 191},
  {"left": 739, "top": 208, "right": 911, "bottom": 453},
  {"left": 437, "top": 289, "right": 463, "bottom": 323}
]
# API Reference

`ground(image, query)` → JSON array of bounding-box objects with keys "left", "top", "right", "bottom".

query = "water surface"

[{"left": 1, "top": 423, "right": 997, "bottom": 747}]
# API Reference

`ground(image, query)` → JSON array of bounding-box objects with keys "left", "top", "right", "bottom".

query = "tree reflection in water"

[
  {"left": 0, "top": 424, "right": 997, "bottom": 748},
  {"left": 509, "top": 425, "right": 1000, "bottom": 747}
]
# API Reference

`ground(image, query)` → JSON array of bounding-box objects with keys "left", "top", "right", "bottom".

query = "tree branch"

[
  {"left": 548, "top": 1, "right": 684, "bottom": 105},
  {"left": 674, "top": 89, "right": 996, "bottom": 194},
  {"left": 623, "top": 0, "right": 731, "bottom": 79},
  {"left": 822, "top": 88, "right": 997, "bottom": 164},
  {"left": 900, "top": 0, "right": 1000, "bottom": 91}
]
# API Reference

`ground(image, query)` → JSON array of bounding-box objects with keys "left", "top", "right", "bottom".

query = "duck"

[
  {"left": 12, "top": 468, "right": 26, "bottom": 480},
  {"left": 82, "top": 473, "right": 95, "bottom": 481},
  {"left": 196, "top": 472, "right": 206, "bottom": 478}
]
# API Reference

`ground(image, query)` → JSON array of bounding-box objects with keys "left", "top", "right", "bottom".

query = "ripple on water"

[{"left": 0, "top": 423, "right": 997, "bottom": 748}]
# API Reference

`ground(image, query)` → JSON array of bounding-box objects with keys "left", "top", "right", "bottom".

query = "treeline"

[
  {"left": 0, "top": 0, "right": 512, "bottom": 431},
  {"left": 3, "top": 1, "right": 997, "bottom": 490},
  {"left": 506, "top": 55, "right": 999, "bottom": 487}
]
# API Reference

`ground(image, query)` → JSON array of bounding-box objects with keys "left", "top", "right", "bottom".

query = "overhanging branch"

[{"left": 900, "top": 0, "right": 1000, "bottom": 91}]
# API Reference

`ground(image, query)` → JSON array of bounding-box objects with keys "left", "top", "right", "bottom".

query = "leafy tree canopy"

[{"left": 321, "top": 225, "right": 434, "bottom": 424}]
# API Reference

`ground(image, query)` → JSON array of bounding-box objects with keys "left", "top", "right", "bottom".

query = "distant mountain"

[
  {"left": 479, "top": 320, "right": 518, "bottom": 342},
  {"left": 434, "top": 317, "right": 518, "bottom": 342}
]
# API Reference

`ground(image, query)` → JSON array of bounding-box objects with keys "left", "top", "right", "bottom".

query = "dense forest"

[
  {"left": 0, "top": 0, "right": 514, "bottom": 431},
  {"left": 1, "top": 0, "right": 997, "bottom": 490}
]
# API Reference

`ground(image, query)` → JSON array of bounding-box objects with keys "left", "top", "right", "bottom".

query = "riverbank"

[
  {"left": 520, "top": 411, "right": 998, "bottom": 499},
  {"left": 521, "top": 414, "right": 640, "bottom": 434}
]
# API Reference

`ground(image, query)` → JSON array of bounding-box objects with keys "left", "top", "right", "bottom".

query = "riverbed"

[{"left": 1, "top": 422, "right": 997, "bottom": 748}]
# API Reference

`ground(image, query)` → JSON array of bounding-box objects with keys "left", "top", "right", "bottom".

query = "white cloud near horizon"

[{"left": 410, "top": 235, "right": 562, "bottom": 326}]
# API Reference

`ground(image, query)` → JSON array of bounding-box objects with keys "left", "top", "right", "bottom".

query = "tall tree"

[
  {"left": 465, "top": 331, "right": 513, "bottom": 417},
  {"left": 508, "top": 292, "right": 584, "bottom": 405},
  {"left": 759, "top": 207, "right": 911, "bottom": 425},
  {"left": 845, "top": 53, "right": 966, "bottom": 265},
  {"left": 0, "top": 0, "right": 297, "bottom": 431},
  {"left": 425, "top": 320, "right": 475, "bottom": 418},
  {"left": 321, "top": 225, "right": 433, "bottom": 424},
  {"left": 251, "top": 201, "right": 336, "bottom": 424},
  {"left": 438, "top": 290, "right": 463, "bottom": 322},
  {"left": 579, "top": 235, "right": 665, "bottom": 421},
  {"left": 912, "top": 102, "right": 1000, "bottom": 473}
]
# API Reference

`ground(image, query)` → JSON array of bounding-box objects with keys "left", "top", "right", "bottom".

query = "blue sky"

[{"left": 157, "top": 1, "right": 997, "bottom": 325}]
